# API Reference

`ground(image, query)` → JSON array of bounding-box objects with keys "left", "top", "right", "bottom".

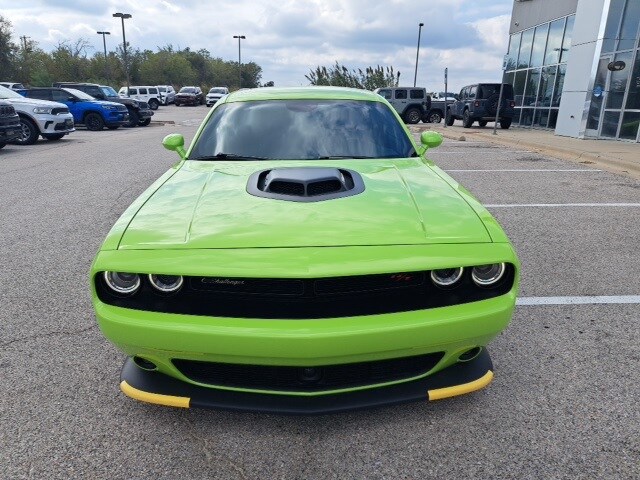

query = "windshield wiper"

[
  {"left": 191, "top": 153, "right": 269, "bottom": 161},
  {"left": 315, "top": 155, "right": 376, "bottom": 159}
]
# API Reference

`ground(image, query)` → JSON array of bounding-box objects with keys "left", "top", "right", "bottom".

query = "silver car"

[{"left": 205, "top": 87, "right": 229, "bottom": 107}]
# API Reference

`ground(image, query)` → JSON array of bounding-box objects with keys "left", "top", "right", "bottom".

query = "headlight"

[
  {"left": 101, "top": 105, "right": 118, "bottom": 110},
  {"left": 430, "top": 267, "right": 463, "bottom": 287},
  {"left": 148, "top": 274, "right": 183, "bottom": 293},
  {"left": 472, "top": 263, "right": 506, "bottom": 287},
  {"left": 33, "top": 106, "right": 53, "bottom": 114},
  {"left": 103, "top": 272, "right": 141, "bottom": 294}
]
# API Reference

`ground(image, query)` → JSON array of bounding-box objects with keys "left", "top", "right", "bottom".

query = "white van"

[{"left": 118, "top": 86, "right": 161, "bottom": 110}]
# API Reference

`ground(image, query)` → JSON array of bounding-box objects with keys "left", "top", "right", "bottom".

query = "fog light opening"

[
  {"left": 133, "top": 356, "right": 157, "bottom": 371},
  {"left": 458, "top": 347, "right": 482, "bottom": 362}
]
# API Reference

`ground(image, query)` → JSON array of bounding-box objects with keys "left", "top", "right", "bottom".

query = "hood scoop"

[{"left": 247, "top": 167, "right": 365, "bottom": 202}]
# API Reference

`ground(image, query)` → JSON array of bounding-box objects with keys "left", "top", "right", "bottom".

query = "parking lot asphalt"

[{"left": 1, "top": 106, "right": 638, "bottom": 480}]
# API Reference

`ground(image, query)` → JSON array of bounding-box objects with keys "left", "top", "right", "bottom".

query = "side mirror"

[
  {"left": 162, "top": 133, "right": 186, "bottom": 160},
  {"left": 420, "top": 131, "right": 443, "bottom": 150}
]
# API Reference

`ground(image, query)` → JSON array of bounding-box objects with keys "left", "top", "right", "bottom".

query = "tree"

[
  {"left": 306, "top": 63, "right": 400, "bottom": 90},
  {"left": 0, "top": 16, "right": 18, "bottom": 78}
]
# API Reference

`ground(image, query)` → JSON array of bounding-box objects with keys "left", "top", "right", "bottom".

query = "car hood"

[
  {"left": 3, "top": 97, "right": 68, "bottom": 109},
  {"left": 118, "top": 159, "right": 491, "bottom": 249}
]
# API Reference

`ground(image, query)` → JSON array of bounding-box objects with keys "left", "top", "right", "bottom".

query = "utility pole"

[
  {"left": 97, "top": 31, "right": 111, "bottom": 80},
  {"left": 233, "top": 35, "right": 246, "bottom": 89}
]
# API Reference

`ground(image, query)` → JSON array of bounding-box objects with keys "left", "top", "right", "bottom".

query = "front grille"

[
  {"left": 0, "top": 104, "right": 16, "bottom": 116},
  {"left": 173, "top": 353, "right": 444, "bottom": 392},
  {"left": 95, "top": 265, "right": 516, "bottom": 319},
  {"left": 139, "top": 101, "right": 149, "bottom": 108},
  {"left": 51, "top": 107, "right": 69, "bottom": 115}
]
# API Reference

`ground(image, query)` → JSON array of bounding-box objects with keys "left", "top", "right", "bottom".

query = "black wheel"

[
  {"left": 175, "top": 102, "right": 181, "bottom": 107},
  {"left": 84, "top": 112, "right": 105, "bottom": 131},
  {"left": 485, "top": 93, "right": 500, "bottom": 117},
  {"left": 148, "top": 99, "right": 159, "bottom": 110},
  {"left": 42, "top": 133, "right": 65, "bottom": 141},
  {"left": 107, "top": 126, "right": 119, "bottom": 130},
  {"left": 478, "top": 120, "right": 488, "bottom": 127},
  {"left": 428, "top": 111, "right": 442, "bottom": 123},
  {"left": 139, "top": 118, "right": 151, "bottom": 127},
  {"left": 125, "top": 110, "right": 139, "bottom": 128},
  {"left": 500, "top": 118, "right": 512, "bottom": 129},
  {"left": 445, "top": 109, "right": 454, "bottom": 126},
  {"left": 462, "top": 110, "right": 473, "bottom": 128},
  {"left": 403, "top": 107, "right": 421, "bottom": 124},
  {"left": 0, "top": 142, "right": 6, "bottom": 149},
  {"left": 14, "top": 116, "right": 40, "bottom": 145}
]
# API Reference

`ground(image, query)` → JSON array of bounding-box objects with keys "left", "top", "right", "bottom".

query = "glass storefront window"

[
  {"left": 534, "top": 109, "right": 550, "bottom": 128},
  {"left": 606, "top": 51, "right": 633, "bottom": 109},
  {"left": 514, "top": 70, "right": 528, "bottom": 106},
  {"left": 552, "top": 65, "right": 566, "bottom": 107},
  {"left": 545, "top": 18, "right": 566, "bottom": 65},
  {"left": 603, "top": 0, "right": 626, "bottom": 53},
  {"left": 518, "top": 29, "right": 534, "bottom": 69},
  {"left": 601, "top": 111, "right": 621, "bottom": 137},
  {"left": 524, "top": 69, "right": 541, "bottom": 107},
  {"left": 619, "top": 112, "right": 640, "bottom": 140},
  {"left": 619, "top": 0, "right": 640, "bottom": 51},
  {"left": 520, "top": 108, "right": 534, "bottom": 126},
  {"left": 538, "top": 66, "right": 557, "bottom": 107},
  {"left": 625, "top": 49, "right": 640, "bottom": 110},
  {"left": 560, "top": 15, "right": 575, "bottom": 63},
  {"left": 531, "top": 24, "right": 549, "bottom": 67},
  {"left": 548, "top": 109, "right": 559, "bottom": 129},
  {"left": 506, "top": 33, "right": 521, "bottom": 71}
]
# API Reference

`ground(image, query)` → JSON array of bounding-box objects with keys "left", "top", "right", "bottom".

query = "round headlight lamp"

[
  {"left": 472, "top": 263, "right": 506, "bottom": 287},
  {"left": 148, "top": 274, "right": 183, "bottom": 293},
  {"left": 103, "top": 271, "right": 140, "bottom": 294},
  {"left": 430, "top": 267, "right": 463, "bottom": 287}
]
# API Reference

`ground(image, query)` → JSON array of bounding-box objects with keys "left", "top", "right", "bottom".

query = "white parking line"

[
  {"left": 486, "top": 203, "right": 640, "bottom": 208},
  {"left": 446, "top": 169, "right": 601, "bottom": 172},
  {"left": 517, "top": 295, "right": 640, "bottom": 305}
]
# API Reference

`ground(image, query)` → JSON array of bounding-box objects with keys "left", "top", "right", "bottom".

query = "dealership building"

[{"left": 506, "top": 0, "right": 640, "bottom": 142}]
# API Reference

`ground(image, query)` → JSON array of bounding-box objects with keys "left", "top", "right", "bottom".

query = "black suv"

[
  {"left": 0, "top": 100, "right": 21, "bottom": 149},
  {"left": 446, "top": 83, "right": 515, "bottom": 129},
  {"left": 52, "top": 83, "right": 153, "bottom": 128},
  {"left": 373, "top": 87, "right": 432, "bottom": 124}
]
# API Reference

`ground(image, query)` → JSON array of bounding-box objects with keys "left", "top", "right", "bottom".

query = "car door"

[
  {"left": 394, "top": 89, "right": 408, "bottom": 113},
  {"left": 456, "top": 88, "right": 467, "bottom": 116},
  {"left": 52, "top": 89, "right": 82, "bottom": 122}
]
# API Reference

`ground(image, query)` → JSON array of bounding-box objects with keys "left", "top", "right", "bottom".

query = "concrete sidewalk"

[{"left": 410, "top": 122, "right": 640, "bottom": 180}]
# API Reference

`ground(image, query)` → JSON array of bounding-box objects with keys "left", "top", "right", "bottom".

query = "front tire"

[
  {"left": 445, "top": 109, "right": 455, "bottom": 126},
  {"left": 148, "top": 99, "right": 159, "bottom": 110},
  {"left": 84, "top": 112, "right": 105, "bottom": 131},
  {"left": 15, "top": 117, "right": 40, "bottom": 145},
  {"left": 42, "top": 133, "right": 65, "bottom": 141},
  {"left": 462, "top": 110, "right": 473, "bottom": 128},
  {"left": 500, "top": 118, "right": 512, "bottom": 129},
  {"left": 428, "top": 111, "right": 442, "bottom": 123},
  {"left": 403, "top": 107, "right": 421, "bottom": 124},
  {"left": 126, "top": 110, "right": 140, "bottom": 128},
  {"left": 139, "top": 118, "right": 151, "bottom": 126}
]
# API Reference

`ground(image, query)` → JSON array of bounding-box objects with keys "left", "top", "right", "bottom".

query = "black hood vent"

[{"left": 247, "top": 167, "right": 365, "bottom": 202}]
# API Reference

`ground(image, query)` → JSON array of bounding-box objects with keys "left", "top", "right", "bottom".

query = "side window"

[
  {"left": 149, "top": 88, "right": 158, "bottom": 94},
  {"left": 460, "top": 88, "right": 466, "bottom": 99},
  {"left": 52, "top": 90, "right": 68, "bottom": 102},
  {"left": 394, "top": 89, "right": 407, "bottom": 99},
  {"left": 409, "top": 89, "right": 424, "bottom": 99},
  {"left": 469, "top": 86, "right": 477, "bottom": 99},
  {"left": 377, "top": 89, "right": 392, "bottom": 100},
  {"left": 139, "top": 88, "right": 148, "bottom": 95},
  {"left": 129, "top": 88, "right": 137, "bottom": 95}
]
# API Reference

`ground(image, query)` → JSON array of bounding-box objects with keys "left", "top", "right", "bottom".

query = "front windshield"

[
  {"left": 100, "top": 86, "right": 119, "bottom": 98},
  {"left": 189, "top": 99, "right": 415, "bottom": 161},
  {"left": 63, "top": 88, "right": 95, "bottom": 100},
  {"left": 0, "top": 85, "right": 24, "bottom": 99},
  {"left": 209, "top": 88, "right": 226, "bottom": 94},
  {"left": 180, "top": 87, "right": 195, "bottom": 93}
]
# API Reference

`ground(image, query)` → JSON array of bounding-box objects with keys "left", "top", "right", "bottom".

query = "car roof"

[{"left": 225, "top": 86, "right": 383, "bottom": 103}]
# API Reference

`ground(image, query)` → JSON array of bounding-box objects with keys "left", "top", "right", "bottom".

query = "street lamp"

[
  {"left": 113, "top": 12, "right": 132, "bottom": 92},
  {"left": 96, "top": 31, "right": 111, "bottom": 80},
  {"left": 233, "top": 35, "right": 246, "bottom": 89},
  {"left": 414, "top": 22, "right": 424, "bottom": 87}
]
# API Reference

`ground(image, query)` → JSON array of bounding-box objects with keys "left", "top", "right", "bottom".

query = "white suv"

[
  {"left": 206, "top": 87, "right": 229, "bottom": 107},
  {"left": 157, "top": 85, "right": 176, "bottom": 105},
  {"left": 0, "top": 85, "right": 74, "bottom": 144},
  {"left": 118, "top": 86, "right": 162, "bottom": 110}
]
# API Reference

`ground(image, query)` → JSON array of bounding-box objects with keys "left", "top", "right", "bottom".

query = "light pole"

[
  {"left": 96, "top": 31, "right": 111, "bottom": 80},
  {"left": 113, "top": 12, "right": 132, "bottom": 92},
  {"left": 233, "top": 35, "right": 246, "bottom": 89},
  {"left": 414, "top": 22, "right": 424, "bottom": 87}
]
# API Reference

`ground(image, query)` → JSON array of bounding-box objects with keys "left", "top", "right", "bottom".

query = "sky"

[{"left": 1, "top": 0, "right": 515, "bottom": 92}]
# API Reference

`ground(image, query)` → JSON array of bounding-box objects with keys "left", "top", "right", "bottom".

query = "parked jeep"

[
  {"left": 446, "top": 83, "right": 515, "bottom": 129},
  {"left": 53, "top": 82, "right": 153, "bottom": 127},
  {"left": 24, "top": 87, "right": 129, "bottom": 131},
  {"left": 373, "top": 87, "right": 431, "bottom": 124},
  {"left": 0, "top": 85, "right": 75, "bottom": 145},
  {"left": 0, "top": 100, "right": 22, "bottom": 149}
]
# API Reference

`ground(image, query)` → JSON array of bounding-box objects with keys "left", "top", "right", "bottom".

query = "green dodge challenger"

[{"left": 90, "top": 86, "right": 519, "bottom": 413}]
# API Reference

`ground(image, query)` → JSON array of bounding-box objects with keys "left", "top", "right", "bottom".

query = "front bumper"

[
  {"left": 36, "top": 113, "right": 75, "bottom": 134},
  {"left": 0, "top": 122, "right": 21, "bottom": 142},
  {"left": 106, "top": 111, "right": 129, "bottom": 126},
  {"left": 137, "top": 109, "right": 154, "bottom": 120},
  {"left": 119, "top": 348, "right": 494, "bottom": 414}
]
